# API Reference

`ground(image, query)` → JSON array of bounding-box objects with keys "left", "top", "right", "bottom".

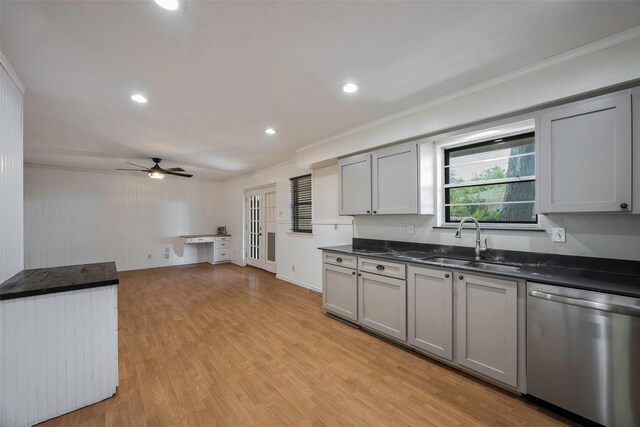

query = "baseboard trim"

[
  {"left": 276, "top": 274, "right": 322, "bottom": 294},
  {"left": 231, "top": 260, "right": 247, "bottom": 267}
]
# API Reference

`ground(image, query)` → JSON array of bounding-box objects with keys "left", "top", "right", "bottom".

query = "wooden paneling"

[
  {"left": 37, "top": 263, "right": 566, "bottom": 426},
  {"left": 24, "top": 167, "right": 225, "bottom": 271},
  {"left": 0, "top": 286, "right": 118, "bottom": 427},
  {"left": 0, "top": 62, "right": 24, "bottom": 283}
]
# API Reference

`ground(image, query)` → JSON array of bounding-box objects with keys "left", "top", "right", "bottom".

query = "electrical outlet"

[
  {"left": 400, "top": 223, "right": 406, "bottom": 234},
  {"left": 406, "top": 224, "right": 415, "bottom": 235},
  {"left": 552, "top": 227, "right": 566, "bottom": 243}
]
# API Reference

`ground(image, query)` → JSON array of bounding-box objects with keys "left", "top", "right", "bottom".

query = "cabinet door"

[
  {"left": 322, "top": 263, "right": 358, "bottom": 322},
  {"left": 338, "top": 153, "right": 372, "bottom": 215},
  {"left": 455, "top": 273, "right": 518, "bottom": 387},
  {"left": 407, "top": 266, "right": 453, "bottom": 360},
  {"left": 358, "top": 272, "right": 406, "bottom": 341},
  {"left": 372, "top": 143, "right": 418, "bottom": 214},
  {"left": 540, "top": 93, "right": 632, "bottom": 213}
]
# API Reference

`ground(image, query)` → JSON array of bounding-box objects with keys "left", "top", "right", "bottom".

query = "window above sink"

[{"left": 435, "top": 119, "right": 541, "bottom": 230}]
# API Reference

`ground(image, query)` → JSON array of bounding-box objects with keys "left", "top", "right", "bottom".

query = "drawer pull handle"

[
  {"left": 336, "top": 257, "right": 343, "bottom": 263},
  {"left": 621, "top": 203, "right": 629, "bottom": 209},
  {"left": 459, "top": 275, "right": 464, "bottom": 280},
  {"left": 376, "top": 265, "right": 385, "bottom": 271},
  {"left": 352, "top": 271, "right": 356, "bottom": 275},
  {"left": 445, "top": 274, "right": 450, "bottom": 278}
]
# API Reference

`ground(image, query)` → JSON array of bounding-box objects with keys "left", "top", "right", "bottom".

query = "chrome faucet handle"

[{"left": 479, "top": 238, "right": 488, "bottom": 257}]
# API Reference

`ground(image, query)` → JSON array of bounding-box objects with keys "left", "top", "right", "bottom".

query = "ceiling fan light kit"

[{"left": 115, "top": 157, "right": 193, "bottom": 179}]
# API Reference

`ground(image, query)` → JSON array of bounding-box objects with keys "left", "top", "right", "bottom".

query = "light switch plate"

[
  {"left": 406, "top": 224, "right": 415, "bottom": 235},
  {"left": 552, "top": 227, "right": 566, "bottom": 243}
]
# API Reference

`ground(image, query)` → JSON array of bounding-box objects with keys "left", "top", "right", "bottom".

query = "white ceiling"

[{"left": 3, "top": 1, "right": 640, "bottom": 181}]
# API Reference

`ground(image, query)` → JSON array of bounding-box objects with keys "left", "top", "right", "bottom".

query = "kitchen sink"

[
  {"left": 422, "top": 257, "right": 472, "bottom": 267},
  {"left": 466, "top": 261, "right": 520, "bottom": 273}
]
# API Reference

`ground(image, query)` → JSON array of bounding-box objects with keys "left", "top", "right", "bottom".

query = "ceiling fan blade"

[
  {"left": 166, "top": 167, "right": 185, "bottom": 172},
  {"left": 126, "top": 162, "right": 150, "bottom": 169},
  {"left": 115, "top": 168, "right": 148, "bottom": 172},
  {"left": 164, "top": 171, "right": 193, "bottom": 178}
]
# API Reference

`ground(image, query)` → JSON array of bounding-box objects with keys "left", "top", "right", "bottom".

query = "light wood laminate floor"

[{"left": 40, "top": 263, "right": 569, "bottom": 426}]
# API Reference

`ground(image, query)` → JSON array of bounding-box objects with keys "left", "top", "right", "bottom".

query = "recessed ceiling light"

[
  {"left": 265, "top": 128, "right": 277, "bottom": 135},
  {"left": 154, "top": 0, "right": 180, "bottom": 11},
  {"left": 342, "top": 82, "right": 358, "bottom": 93},
  {"left": 130, "top": 94, "right": 148, "bottom": 104}
]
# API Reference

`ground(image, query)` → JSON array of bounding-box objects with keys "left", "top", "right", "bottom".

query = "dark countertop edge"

[
  {"left": 0, "top": 278, "right": 119, "bottom": 301},
  {"left": 319, "top": 246, "right": 640, "bottom": 299}
]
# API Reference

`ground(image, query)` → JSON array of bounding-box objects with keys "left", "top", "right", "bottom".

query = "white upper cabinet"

[
  {"left": 338, "top": 141, "right": 421, "bottom": 216},
  {"left": 338, "top": 153, "right": 372, "bottom": 215},
  {"left": 539, "top": 92, "right": 632, "bottom": 213},
  {"left": 372, "top": 143, "right": 418, "bottom": 214},
  {"left": 632, "top": 88, "right": 640, "bottom": 214}
]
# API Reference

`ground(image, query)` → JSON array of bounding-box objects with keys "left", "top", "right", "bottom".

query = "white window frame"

[{"left": 435, "top": 119, "right": 541, "bottom": 230}]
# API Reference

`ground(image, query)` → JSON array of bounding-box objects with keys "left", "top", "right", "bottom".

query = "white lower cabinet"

[
  {"left": 358, "top": 272, "right": 407, "bottom": 341},
  {"left": 455, "top": 273, "right": 518, "bottom": 388},
  {"left": 407, "top": 266, "right": 453, "bottom": 360},
  {"left": 322, "top": 263, "right": 358, "bottom": 322}
]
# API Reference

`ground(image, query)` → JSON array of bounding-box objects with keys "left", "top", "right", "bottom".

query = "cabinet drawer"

[
  {"left": 358, "top": 257, "right": 406, "bottom": 279},
  {"left": 185, "top": 237, "right": 214, "bottom": 244},
  {"left": 323, "top": 252, "right": 357, "bottom": 269},
  {"left": 214, "top": 236, "right": 231, "bottom": 242},
  {"left": 214, "top": 251, "right": 231, "bottom": 261},
  {"left": 215, "top": 241, "right": 230, "bottom": 248}
]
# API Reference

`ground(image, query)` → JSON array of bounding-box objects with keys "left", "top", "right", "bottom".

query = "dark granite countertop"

[
  {"left": 320, "top": 239, "right": 640, "bottom": 299},
  {"left": 0, "top": 262, "right": 119, "bottom": 300}
]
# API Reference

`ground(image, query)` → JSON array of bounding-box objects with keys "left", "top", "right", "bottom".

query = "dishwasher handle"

[{"left": 529, "top": 290, "right": 640, "bottom": 317}]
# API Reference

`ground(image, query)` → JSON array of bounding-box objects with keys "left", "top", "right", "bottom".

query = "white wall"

[
  {"left": 0, "top": 58, "right": 24, "bottom": 283},
  {"left": 353, "top": 213, "right": 640, "bottom": 261},
  {"left": 222, "top": 161, "right": 352, "bottom": 291},
  {"left": 297, "top": 29, "right": 640, "bottom": 167},
  {"left": 24, "top": 166, "right": 225, "bottom": 271}
]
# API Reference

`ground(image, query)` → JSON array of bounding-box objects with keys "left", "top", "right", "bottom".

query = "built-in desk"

[{"left": 180, "top": 234, "right": 232, "bottom": 263}]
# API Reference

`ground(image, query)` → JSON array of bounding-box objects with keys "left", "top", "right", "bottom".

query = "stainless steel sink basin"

[
  {"left": 466, "top": 261, "right": 520, "bottom": 273},
  {"left": 422, "top": 257, "right": 472, "bottom": 267}
]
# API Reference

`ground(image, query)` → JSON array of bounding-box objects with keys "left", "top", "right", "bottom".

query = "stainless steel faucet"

[{"left": 454, "top": 217, "right": 487, "bottom": 261}]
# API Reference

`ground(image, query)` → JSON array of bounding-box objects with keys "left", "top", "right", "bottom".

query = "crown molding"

[
  {"left": 0, "top": 51, "right": 25, "bottom": 94},
  {"left": 296, "top": 25, "right": 640, "bottom": 154}
]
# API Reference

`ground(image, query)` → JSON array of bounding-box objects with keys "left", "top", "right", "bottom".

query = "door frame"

[{"left": 243, "top": 184, "right": 277, "bottom": 273}]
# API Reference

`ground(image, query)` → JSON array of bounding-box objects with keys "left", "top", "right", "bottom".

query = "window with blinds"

[{"left": 290, "top": 174, "right": 312, "bottom": 233}]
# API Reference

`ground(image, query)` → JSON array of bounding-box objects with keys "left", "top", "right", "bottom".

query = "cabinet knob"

[
  {"left": 444, "top": 274, "right": 450, "bottom": 278},
  {"left": 352, "top": 271, "right": 356, "bottom": 275},
  {"left": 358, "top": 273, "right": 362, "bottom": 277},
  {"left": 373, "top": 210, "right": 377, "bottom": 214},
  {"left": 621, "top": 203, "right": 629, "bottom": 210},
  {"left": 376, "top": 265, "right": 385, "bottom": 271},
  {"left": 336, "top": 257, "right": 343, "bottom": 263},
  {"left": 366, "top": 210, "right": 371, "bottom": 214},
  {"left": 458, "top": 275, "right": 464, "bottom": 280}
]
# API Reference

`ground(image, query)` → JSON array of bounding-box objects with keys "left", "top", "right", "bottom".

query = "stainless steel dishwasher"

[{"left": 527, "top": 282, "right": 640, "bottom": 426}]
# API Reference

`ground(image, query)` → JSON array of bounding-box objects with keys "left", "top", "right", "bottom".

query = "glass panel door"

[{"left": 248, "top": 194, "right": 261, "bottom": 261}]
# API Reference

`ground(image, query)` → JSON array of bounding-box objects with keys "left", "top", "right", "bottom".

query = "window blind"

[{"left": 290, "top": 174, "right": 312, "bottom": 233}]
